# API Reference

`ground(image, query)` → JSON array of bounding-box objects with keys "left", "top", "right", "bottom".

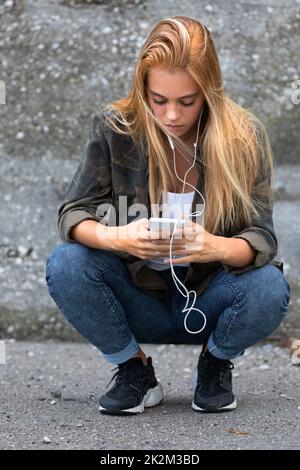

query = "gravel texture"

[{"left": 0, "top": 340, "right": 299, "bottom": 450}]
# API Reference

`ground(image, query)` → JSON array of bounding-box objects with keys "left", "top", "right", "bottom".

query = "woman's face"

[{"left": 146, "top": 65, "right": 204, "bottom": 142}]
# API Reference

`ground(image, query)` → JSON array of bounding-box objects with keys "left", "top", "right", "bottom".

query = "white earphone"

[{"left": 166, "top": 107, "right": 207, "bottom": 335}]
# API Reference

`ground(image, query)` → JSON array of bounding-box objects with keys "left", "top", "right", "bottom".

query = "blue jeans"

[{"left": 45, "top": 242, "right": 291, "bottom": 365}]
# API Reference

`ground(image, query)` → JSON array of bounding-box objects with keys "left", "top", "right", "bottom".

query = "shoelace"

[
  {"left": 106, "top": 363, "right": 146, "bottom": 389},
  {"left": 199, "top": 356, "right": 234, "bottom": 385}
]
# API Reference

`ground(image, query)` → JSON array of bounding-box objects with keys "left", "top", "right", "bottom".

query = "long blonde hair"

[{"left": 98, "top": 15, "right": 274, "bottom": 234}]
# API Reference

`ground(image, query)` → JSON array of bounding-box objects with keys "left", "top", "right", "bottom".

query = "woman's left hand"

[{"left": 151, "top": 219, "right": 226, "bottom": 265}]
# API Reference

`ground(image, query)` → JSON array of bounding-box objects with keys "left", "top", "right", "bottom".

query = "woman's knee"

[
  {"left": 45, "top": 241, "right": 125, "bottom": 286},
  {"left": 267, "top": 265, "right": 291, "bottom": 324},
  {"left": 239, "top": 264, "right": 291, "bottom": 333},
  {"left": 255, "top": 264, "right": 290, "bottom": 308}
]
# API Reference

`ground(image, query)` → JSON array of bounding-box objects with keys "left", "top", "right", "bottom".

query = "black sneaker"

[
  {"left": 99, "top": 356, "right": 163, "bottom": 415},
  {"left": 192, "top": 349, "right": 237, "bottom": 412}
]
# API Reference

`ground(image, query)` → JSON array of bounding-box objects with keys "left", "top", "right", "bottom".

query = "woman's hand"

[
  {"left": 159, "top": 219, "right": 226, "bottom": 265},
  {"left": 112, "top": 218, "right": 190, "bottom": 260}
]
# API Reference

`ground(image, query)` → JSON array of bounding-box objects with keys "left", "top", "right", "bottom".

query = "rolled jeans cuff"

[
  {"left": 207, "top": 334, "right": 245, "bottom": 360},
  {"left": 101, "top": 335, "right": 140, "bottom": 365}
]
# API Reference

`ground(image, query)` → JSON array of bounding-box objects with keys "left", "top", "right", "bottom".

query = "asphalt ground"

[{"left": 0, "top": 340, "right": 299, "bottom": 450}]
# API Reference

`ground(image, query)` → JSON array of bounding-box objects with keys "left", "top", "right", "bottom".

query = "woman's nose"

[{"left": 166, "top": 105, "right": 180, "bottom": 121}]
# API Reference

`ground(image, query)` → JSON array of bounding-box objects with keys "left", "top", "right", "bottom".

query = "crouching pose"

[{"left": 46, "top": 16, "right": 291, "bottom": 415}]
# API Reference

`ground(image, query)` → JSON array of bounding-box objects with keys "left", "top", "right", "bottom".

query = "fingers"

[
  {"left": 152, "top": 251, "right": 186, "bottom": 259},
  {"left": 140, "top": 235, "right": 186, "bottom": 245},
  {"left": 140, "top": 228, "right": 185, "bottom": 240},
  {"left": 139, "top": 244, "right": 186, "bottom": 258},
  {"left": 136, "top": 245, "right": 187, "bottom": 259},
  {"left": 149, "top": 241, "right": 186, "bottom": 250},
  {"left": 145, "top": 230, "right": 191, "bottom": 241},
  {"left": 141, "top": 232, "right": 171, "bottom": 240},
  {"left": 151, "top": 237, "right": 194, "bottom": 246},
  {"left": 152, "top": 246, "right": 187, "bottom": 257},
  {"left": 152, "top": 247, "right": 186, "bottom": 255}
]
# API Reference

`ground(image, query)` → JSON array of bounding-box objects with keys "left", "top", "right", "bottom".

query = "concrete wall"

[{"left": 0, "top": 0, "right": 299, "bottom": 339}]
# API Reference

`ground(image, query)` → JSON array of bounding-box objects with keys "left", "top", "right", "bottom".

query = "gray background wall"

[{"left": 0, "top": 0, "right": 299, "bottom": 340}]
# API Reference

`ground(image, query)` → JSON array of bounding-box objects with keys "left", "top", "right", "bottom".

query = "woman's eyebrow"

[{"left": 149, "top": 90, "right": 199, "bottom": 99}]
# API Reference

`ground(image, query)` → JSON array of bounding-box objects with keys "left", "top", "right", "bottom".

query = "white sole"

[
  {"left": 191, "top": 397, "right": 237, "bottom": 412},
  {"left": 99, "top": 382, "right": 164, "bottom": 414}
]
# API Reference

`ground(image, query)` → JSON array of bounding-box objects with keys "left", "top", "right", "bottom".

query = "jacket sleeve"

[
  {"left": 221, "top": 125, "right": 278, "bottom": 274},
  {"left": 58, "top": 113, "right": 113, "bottom": 243}
]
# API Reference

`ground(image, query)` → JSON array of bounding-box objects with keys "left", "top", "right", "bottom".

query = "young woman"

[{"left": 46, "top": 16, "right": 291, "bottom": 415}]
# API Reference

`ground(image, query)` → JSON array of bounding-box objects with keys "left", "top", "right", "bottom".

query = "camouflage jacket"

[{"left": 57, "top": 112, "right": 283, "bottom": 300}]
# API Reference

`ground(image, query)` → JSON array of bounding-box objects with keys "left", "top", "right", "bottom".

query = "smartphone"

[{"left": 149, "top": 217, "right": 185, "bottom": 238}]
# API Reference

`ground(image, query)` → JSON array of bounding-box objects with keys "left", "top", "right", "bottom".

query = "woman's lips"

[{"left": 166, "top": 125, "right": 183, "bottom": 130}]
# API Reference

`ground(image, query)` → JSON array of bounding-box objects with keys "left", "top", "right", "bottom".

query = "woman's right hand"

[{"left": 112, "top": 218, "right": 187, "bottom": 260}]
